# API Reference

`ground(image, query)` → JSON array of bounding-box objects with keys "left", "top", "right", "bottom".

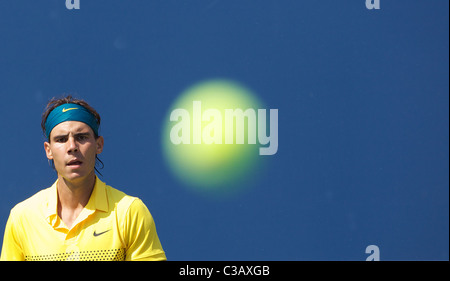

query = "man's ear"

[
  {"left": 44, "top": 141, "right": 53, "bottom": 160},
  {"left": 96, "top": 136, "right": 104, "bottom": 155}
]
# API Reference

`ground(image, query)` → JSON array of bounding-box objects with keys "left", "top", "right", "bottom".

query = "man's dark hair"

[{"left": 41, "top": 95, "right": 104, "bottom": 175}]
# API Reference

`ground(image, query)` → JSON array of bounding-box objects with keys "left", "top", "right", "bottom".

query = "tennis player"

[{"left": 1, "top": 95, "right": 166, "bottom": 261}]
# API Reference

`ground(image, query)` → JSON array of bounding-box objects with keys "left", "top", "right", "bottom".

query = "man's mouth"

[{"left": 67, "top": 159, "right": 83, "bottom": 167}]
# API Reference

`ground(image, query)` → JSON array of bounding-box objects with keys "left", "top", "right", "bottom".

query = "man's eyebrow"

[
  {"left": 52, "top": 133, "right": 68, "bottom": 140},
  {"left": 74, "top": 132, "right": 91, "bottom": 137},
  {"left": 52, "top": 132, "right": 91, "bottom": 140}
]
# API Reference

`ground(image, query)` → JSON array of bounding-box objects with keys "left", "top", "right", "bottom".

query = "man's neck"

[{"left": 56, "top": 172, "right": 96, "bottom": 228}]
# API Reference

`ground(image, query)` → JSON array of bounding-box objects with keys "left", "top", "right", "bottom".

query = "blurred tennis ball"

[{"left": 162, "top": 79, "right": 264, "bottom": 196}]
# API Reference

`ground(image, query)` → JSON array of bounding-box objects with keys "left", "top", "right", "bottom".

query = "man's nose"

[{"left": 67, "top": 136, "right": 79, "bottom": 152}]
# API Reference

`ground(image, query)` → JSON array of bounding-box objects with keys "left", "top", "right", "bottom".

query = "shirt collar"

[
  {"left": 45, "top": 176, "right": 109, "bottom": 227},
  {"left": 90, "top": 176, "right": 109, "bottom": 213}
]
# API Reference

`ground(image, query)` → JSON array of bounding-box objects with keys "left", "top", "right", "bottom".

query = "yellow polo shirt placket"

[{"left": 41, "top": 180, "right": 112, "bottom": 261}]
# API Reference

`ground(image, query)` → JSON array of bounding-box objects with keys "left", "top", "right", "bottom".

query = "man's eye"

[
  {"left": 56, "top": 138, "right": 67, "bottom": 143},
  {"left": 77, "top": 135, "right": 87, "bottom": 141}
]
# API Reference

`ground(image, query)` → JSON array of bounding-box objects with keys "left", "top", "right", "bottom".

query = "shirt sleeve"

[
  {"left": 1, "top": 209, "right": 25, "bottom": 261},
  {"left": 122, "top": 199, "right": 166, "bottom": 261}
]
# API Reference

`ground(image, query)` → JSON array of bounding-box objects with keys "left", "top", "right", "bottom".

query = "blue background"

[{"left": 0, "top": 0, "right": 448, "bottom": 260}]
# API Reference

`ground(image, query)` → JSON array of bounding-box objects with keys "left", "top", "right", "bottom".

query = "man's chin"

[{"left": 59, "top": 169, "right": 94, "bottom": 182}]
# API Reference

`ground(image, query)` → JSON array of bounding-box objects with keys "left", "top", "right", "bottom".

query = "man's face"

[{"left": 44, "top": 121, "right": 104, "bottom": 182}]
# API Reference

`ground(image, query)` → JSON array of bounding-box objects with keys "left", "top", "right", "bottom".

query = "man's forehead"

[{"left": 51, "top": 121, "right": 93, "bottom": 135}]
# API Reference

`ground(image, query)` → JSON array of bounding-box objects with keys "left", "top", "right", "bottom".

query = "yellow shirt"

[{"left": 0, "top": 177, "right": 166, "bottom": 261}]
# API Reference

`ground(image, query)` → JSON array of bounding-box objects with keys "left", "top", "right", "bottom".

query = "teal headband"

[{"left": 44, "top": 103, "right": 99, "bottom": 140}]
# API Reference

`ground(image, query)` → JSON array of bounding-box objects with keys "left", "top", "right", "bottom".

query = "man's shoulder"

[
  {"left": 9, "top": 186, "right": 53, "bottom": 217},
  {"left": 103, "top": 183, "right": 140, "bottom": 213},
  {"left": 102, "top": 183, "right": 153, "bottom": 221}
]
